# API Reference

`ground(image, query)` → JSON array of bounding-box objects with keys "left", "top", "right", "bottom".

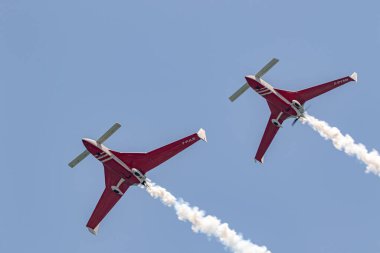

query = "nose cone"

[
  {"left": 82, "top": 138, "right": 97, "bottom": 150},
  {"left": 245, "top": 75, "right": 255, "bottom": 81},
  {"left": 82, "top": 138, "right": 105, "bottom": 156}
]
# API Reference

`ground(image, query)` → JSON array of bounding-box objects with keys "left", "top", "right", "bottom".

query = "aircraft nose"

[
  {"left": 245, "top": 75, "right": 255, "bottom": 81},
  {"left": 82, "top": 138, "right": 90, "bottom": 144},
  {"left": 82, "top": 138, "right": 96, "bottom": 148}
]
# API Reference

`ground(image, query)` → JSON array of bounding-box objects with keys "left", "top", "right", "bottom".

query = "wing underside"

[
  {"left": 255, "top": 104, "right": 288, "bottom": 163},
  {"left": 86, "top": 167, "right": 130, "bottom": 235},
  {"left": 85, "top": 130, "right": 207, "bottom": 234},
  {"left": 111, "top": 130, "right": 206, "bottom": 174}
]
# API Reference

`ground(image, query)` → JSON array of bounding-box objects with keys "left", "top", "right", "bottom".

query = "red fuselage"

[
  {"left": 244, "top": 73, "right": 357, "bottom": 162},
  {"left": 82, "top": 138, "right": 140, "bottom": 185}
]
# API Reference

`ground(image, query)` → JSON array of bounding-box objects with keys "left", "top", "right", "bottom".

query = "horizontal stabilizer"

[
  {"left": 96, "top": 123, "right": 121, "bottom": 144},
  {"left": 68, "top": 123, "right": 121, "bottom": 168},
  {"left": 229, "top": 58, "right": 279, "bottom": 102},
  {"left": 255, "top": 58, "right": 279, "bottom": 79},
  {"left": 68, "top": 150, "right": 90, "bottom": 168},
  {"left": 197, "top": 128, "right": 207, "bottom": 142},
  {"left": 229, "top": 83, "right": 250, "bottom": 102}
]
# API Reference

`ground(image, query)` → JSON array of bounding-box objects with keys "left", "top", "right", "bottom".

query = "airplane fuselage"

[
  {"left": 233, "top": 58, "right": 357, "bottom": 163},
  {"left": 246, "top": 75, "right": 305, "bottom": 119},
  {"left": 82, "top": 138, "right": 142, "bottom": 187},
  {"left": 248, "top": 76, "right": 303, "bottom": 117},
  {"left": 70, "top": 127, "right": 207, "bottom": 234}
]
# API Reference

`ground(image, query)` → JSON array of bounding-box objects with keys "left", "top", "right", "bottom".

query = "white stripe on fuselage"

[
  {"left": 98, "top": 153, "right": 108, "bottom": 160},
  {"left": 102, "top": 156, "right": 113, "bottom": 163},
  {"left": 261, "top": 90, "right": 273, "bottom": 96},
  {"left": 247, "top": 75, "right": 302, "bottom": 117},
  {"left": 258, "top": 89, "right": 272, "bottom": 95},
  {"left": 258, "top": 88, "right": 269, "bottom": 94},
  {"left": 86, "top": 139, "right": 133, "bottom": 174}
]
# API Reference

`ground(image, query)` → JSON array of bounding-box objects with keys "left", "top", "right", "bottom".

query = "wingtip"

[
  {"left": 254, "top": 157, "right": 264, "bottom": 164},
  {"left": 197, "top": 128, "right": 207, "bottom": 142},
  {"left": 87, "top": 225, "right": 99, "bottom": 235},
  {"left": 350, "top": 72, "right": 358, "bottom": 83}
]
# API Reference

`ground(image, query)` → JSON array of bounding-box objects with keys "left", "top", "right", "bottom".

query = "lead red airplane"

[
  {"left": 68, "top": 124, "right": 207, "bottom": 235},
  {"left": 229, "top": 58, "right": 357, "bottom": 163}
]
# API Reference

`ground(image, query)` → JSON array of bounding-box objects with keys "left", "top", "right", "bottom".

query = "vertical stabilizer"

[
  {"left": 350, "top": 72, "right": 358, "bottom": 82},
  {"left": 87, "top": 225, "right": 99, "bottom": 235},
  {"left": 197, "top": 128, "right": 207, "bottom": 142}
]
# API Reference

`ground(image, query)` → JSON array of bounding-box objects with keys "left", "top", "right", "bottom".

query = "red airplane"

[
  {"left": 229, "top": 58, "right": 357, "bottom": 163},
  {"left": 68, "top": 123, "right": 207, "bottom": 235}
]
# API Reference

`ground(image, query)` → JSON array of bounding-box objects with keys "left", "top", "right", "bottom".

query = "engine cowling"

[
  {"left": 292, "top": 100, "right": 301, "bottom": 108},
  {"left": 292, "top": 100, "right": 304, "bottom": 113},
  {"left": 271, "top": 119, "right": 282, "bottom": 128},
  {"left": 132, "top": 168, "right": 146, "bottom": 183}
]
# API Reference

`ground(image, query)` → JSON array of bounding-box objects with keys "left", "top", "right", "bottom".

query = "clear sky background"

[{"left": 1, "top": 0, "right": 380, "bottom": 253}]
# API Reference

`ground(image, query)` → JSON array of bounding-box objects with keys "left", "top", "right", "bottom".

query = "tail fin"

[
  {"left": 350, "top": 72, "right": 358, "bottom": 82},
  {"left": 197, "top": 128, "right": 207, "bottom": 142},
  {"left": 87, "top": 224, "right": 99, "bottom": 235}
]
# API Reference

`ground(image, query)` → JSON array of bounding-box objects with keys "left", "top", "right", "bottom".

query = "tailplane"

[{"left": 229, "top": 58, "right": 279, "bottom": 102}]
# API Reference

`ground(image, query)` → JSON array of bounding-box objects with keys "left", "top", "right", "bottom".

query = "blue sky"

[{"left": 1, "top": 0, "right": 380, "bottom": 252}]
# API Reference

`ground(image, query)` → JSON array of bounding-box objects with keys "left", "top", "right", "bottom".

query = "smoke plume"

[
  {"left": 302, "top": 113, "right": 380, "bottom": 176},
  {"left": 145, "top": 180, "right": 271, "bottom": 253}
]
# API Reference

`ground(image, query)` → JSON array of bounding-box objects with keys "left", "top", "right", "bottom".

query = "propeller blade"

[{"left": 292, "top": 118, "right": 299, "bottom": 126}]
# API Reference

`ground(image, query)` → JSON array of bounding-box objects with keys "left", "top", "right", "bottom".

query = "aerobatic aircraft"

[
  {"left": 229, "top": 58, "right": 357, "bottom": 163},
  {"left": 68, "top": 123, "right": 207, "bottom": 235}
]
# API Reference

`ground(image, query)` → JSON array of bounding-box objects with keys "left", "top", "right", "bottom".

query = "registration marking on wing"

[{"left": 182, "top": 137, "right": 196, "bottom": 145}]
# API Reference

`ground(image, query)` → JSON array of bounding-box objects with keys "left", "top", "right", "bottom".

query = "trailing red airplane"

[
  {"left": 68, "top": 123, "right": 207, "bottom": 235},
  {"left": 229, "top": 58, "right": 357, "bottom": 163}
]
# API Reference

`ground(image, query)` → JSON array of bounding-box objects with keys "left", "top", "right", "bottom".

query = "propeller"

[
  {"left": 291, "top": 104, "right": 310, "bottom": 126},
  {"left": 291, "top": 117, "right": 300, "bottom": 126}
]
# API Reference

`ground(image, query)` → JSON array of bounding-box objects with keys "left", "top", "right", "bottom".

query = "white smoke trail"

[
  {"left": 145, "top": 180, "right": 271, "bottom": 253},
  {"left": 302, "top": 113, "right": 380, "bottom": 176}
]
